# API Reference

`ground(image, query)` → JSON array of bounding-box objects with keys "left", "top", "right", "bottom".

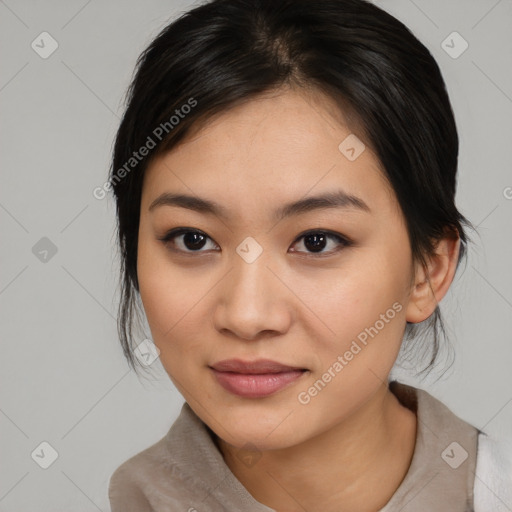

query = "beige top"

[{"left": 109, "top": 381, "right": 479, "bottom": 511}]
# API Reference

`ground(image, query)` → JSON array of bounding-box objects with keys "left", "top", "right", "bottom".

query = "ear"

[{"left": 405, "top": 234, "right": 461, "bottom": 324}]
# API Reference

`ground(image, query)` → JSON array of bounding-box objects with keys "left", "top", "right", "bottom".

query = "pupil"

[
  {"left": 304, "top": 233, "right": 326, "bottom": 252},
  {"left": 184, "top": 232, "right": 206, "bottom": 250}
]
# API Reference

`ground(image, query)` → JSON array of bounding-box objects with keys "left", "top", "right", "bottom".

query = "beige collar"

[{"left": 160, "top": 381, "right": 479, "bottom": 511}]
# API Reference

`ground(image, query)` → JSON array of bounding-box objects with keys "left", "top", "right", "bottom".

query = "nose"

[{"left": 213, "top": 249, "right": 292, "bottom": 341}]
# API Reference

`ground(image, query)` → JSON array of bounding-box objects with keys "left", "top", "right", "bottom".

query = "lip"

[
  {"left": 209, "top": 358, "right": 308, "bottom": 398},
  {"left": 210, "top": 358, "right": 306, "bottom": 374}
]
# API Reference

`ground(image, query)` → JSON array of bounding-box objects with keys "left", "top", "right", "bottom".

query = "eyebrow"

[{"left": 148, "top": 189, "right": 371, "bottom": 221}]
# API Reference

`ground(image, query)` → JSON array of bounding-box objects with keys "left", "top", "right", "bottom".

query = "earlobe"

[{"left": 405, "top": 235, "right": 461, "bottom": 324}]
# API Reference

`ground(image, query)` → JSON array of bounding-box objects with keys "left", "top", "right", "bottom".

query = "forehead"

[{"left": 141, "top": 88, "right": 396, "bottom": 217}]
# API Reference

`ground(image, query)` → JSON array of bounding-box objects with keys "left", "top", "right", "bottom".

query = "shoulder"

[
  {"left": 108, "top": 436, "right": 170, "bottom": 512},
  {"left": 474, "top": 431, "right": 512, "bottom": 511},
  {"left": 109, "top": 437, "right": 165, "bottom": 487},
  {"left": 108, "top": 403, "right": 213, "bottom": 511},
  {"left": 108, "top": 436, "right": 201, "bottom": 511}
]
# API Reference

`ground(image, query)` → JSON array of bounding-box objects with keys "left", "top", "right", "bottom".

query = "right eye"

[{"left": 157, "top": 228, "right": 219, "bottom": 254}]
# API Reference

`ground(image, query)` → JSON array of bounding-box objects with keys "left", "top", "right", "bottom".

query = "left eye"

[
  {"left": 289, "top": 230, "right": 352, "bottom": 256},
  {"left": 158, "top": 228, "right": 351, "bottom": 256}
]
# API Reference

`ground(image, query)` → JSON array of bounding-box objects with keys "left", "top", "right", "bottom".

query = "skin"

[{"left": 137, "top": 86, "right": 460, "bottom": 512}]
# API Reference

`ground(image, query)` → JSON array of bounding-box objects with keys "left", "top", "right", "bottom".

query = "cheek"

[
  {"left": 138, "top": 272, "right": 206, "bottom": 383},
  {"left": 136, "top": 236, "right": 216, "bottom": 372},
  {"left": 303, "top": 257, "right": 404, "bottom": 336},
  {"left": 137, "top": 236, "right": 185, "bottom": 347},
  {"left": 137, "top": 241, "right": 172, "bottom": 337},
  {"left": 292, "top": 264, "right": 407, "bottom": 427},
  {"left": 297, "top": 246, "right": 410, "bottom": 377}
]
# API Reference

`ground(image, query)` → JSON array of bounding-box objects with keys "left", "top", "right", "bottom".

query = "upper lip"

[{"left": 210, "top": 358, "right": 306, "bottom": 374}]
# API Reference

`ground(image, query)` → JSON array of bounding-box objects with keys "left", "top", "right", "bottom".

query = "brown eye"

[
  {"left": 158, "top": 228, "right": 351, "bottom": 257},
  {"left": 289, "top": 230, "right": 351, "bottom": 256},
  {"left": 158, "top": 228, "right": 218, "bottom": 253}
]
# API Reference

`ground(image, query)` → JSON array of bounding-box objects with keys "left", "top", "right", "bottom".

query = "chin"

[{"left": 209, "top": 405, "right": 306, "bottom": 451}]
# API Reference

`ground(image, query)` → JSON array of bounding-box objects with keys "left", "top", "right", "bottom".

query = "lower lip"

[{"left": 210, "top": 368, "right": 307, "bottom": 398}]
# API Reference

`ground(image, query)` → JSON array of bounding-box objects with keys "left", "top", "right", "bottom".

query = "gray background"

[{"left": 1, "top": 0, "right": 511, "bottom": 510}]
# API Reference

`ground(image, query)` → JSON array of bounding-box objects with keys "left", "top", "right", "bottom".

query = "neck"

[{"left": 216, "top": 382, "right": 417, "bottom": 512}]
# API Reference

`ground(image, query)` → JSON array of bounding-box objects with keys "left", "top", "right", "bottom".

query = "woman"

[{"left": 107, "top": 0, "right": 511, "bottom": 510}]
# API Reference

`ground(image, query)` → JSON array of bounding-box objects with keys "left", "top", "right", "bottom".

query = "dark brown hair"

[{"left": 109, "top": 0, "right": 473, "bottom": 376}]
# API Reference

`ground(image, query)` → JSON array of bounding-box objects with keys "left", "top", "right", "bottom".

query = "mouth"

[{"left": 209, "top": 358, "right": 308, "bottom": 398}]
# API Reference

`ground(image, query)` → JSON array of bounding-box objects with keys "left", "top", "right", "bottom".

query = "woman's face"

[{"left": 137, "top": 88, "right": 417, "bottom": 450}]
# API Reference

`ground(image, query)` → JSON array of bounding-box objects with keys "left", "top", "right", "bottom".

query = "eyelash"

[{"left": 157, "top": 227, "right": 353, "bottom": 258}]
